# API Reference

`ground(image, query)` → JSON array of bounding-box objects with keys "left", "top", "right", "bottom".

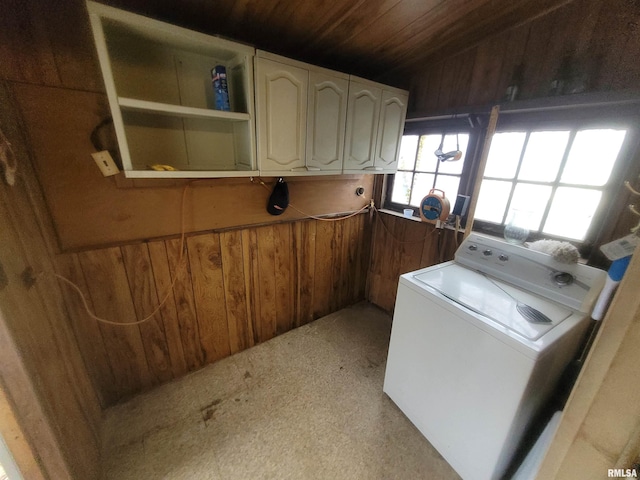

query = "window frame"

[
  {"left": 384, "top": 102, "right": 640, "bottom": 259},
  {"left": 384, "top": 118, "right": 483, "bottom": 223}
]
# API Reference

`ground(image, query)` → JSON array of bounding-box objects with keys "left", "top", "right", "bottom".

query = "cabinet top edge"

[
  {"left": 349, "top": 75, "right": 409, "bottom": 95},
  {"left": 256, "top": 50, "right": 350, "bottom": 80},
  {"left": 86, "top": 1, "right": 255, "bottom": 56}
]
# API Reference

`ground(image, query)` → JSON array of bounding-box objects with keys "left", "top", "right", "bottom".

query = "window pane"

[
  {"left": 561, "top": 129, "right": 627, "bottom": 186},
  {"left": 398, "top": 135, "right": 419, "bottom": 170},
  {"left": 438, "top": 133, "right": 469, "bottom": 175},
  {"left": 484, "top": 132, "right": 526, "bottom": 179},
  {"left": 391, "top": 171, "right": 413, "bottom": 204},
  {"left": 518, "top": 131, "right": 569, "bottom": 182},
  {"left": 543, "top": 187, "right": 602, "bottom": 240},
  {"left": 409, "top": 173, "right": 435, "bottom": 207},
  {"left": 434, "top": 175, "right": 461, "bottom": 201},
  {"left": 474, "top": 180, "right": 512, "bottom": 223},
  {"left": 507, "top": 183, "right": 553, "bottom": 230},
  {"left": 415, "top": 135, "right": 440, "bottom": 172}
]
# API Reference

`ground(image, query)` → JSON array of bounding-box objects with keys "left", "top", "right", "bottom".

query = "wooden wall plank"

[
  {"left": 313, "top": 221, "right": 334, "bottom": 319},
  {"left": 0, "top": 199, "right": 99, "bottom": 479},
  {"left": 588, "top": 0, "right": 638, "bottom": 91},
  {"left": 422, "top": 62, "right": 445, "bottom": 113},
  {"left": 0, "top": 80, "right": 101, "bottom": 478},
  {"left": 331, "top": 220, "right": 344, "bottom": 312},
  {"left": 121, "top": 243, "right": 173, "bottom": 386},
  {"left": 384, "top": 216, "right": 406, "bottom": 311},
  {"left": 0, "top": 183, "right": 102, "bottom": 447},
  {"left": 147, "top": 240, "right": 189, "bottom": 379},
  {"left": 343, "top": 216, "right": 357, "bottom": 305},
  {"left": 0, "top": 386, "right": 46, "bottom": 480},
  {"left": 525, "top": 4, "right": 579, "bottom": 98},
  {"left": 241, "top": 229, "right": 260, "bottom": 344},
  {"left": 273, "top": 223, "right": 293, "bottom": 336},
  {"left": 78, "top": 248, "right": 152, "bottom": 398},
  {"left": 298, "top": 220, "right": 316, "bottom": 326},
  {"left": 436, "top": 55, "right": 462, "bottom": 111},
  {"left": 493, "top": 23, "right": 531, "bottom": 103},
  {"left": 256, "top": 226, "right": 277, "bottom": 342},
  {"left": 399, "top": 220, "right": 427, "bottom": 274},
  {"left": 606, "top": 5, "right": 640, "bottom": 91},
  {"left": 0, "top": 0, "right": 61, "bottom": 86},
  {"left": 467, "top": 33, "right": 509, "bottom": 105},
  {"left": 420, "top": 225, "right": 441, "bottom": 268},
  {"left": 291, "top": 222, "right": 302, "bottom": 328},
  {"left": 444, "top": 48, "right": 477, "bottom": 109},
  {"left": 186, "top": 234, "right": 231, "bottom": 363},
  {"left": 367, "top": 213, "right": 459, "bottom": 313},
  {"left": 0, "top": 309, "right": 70, "bottom": 480},
  {"left": 220, "top": 230, "right": 253, "bottom": 354},
  {"left": 55, "top": 254, "right": 117, "bottom": 406},
  {"left": 366, "top": 215, "right": 383, "bottom": 306},
  {"left": 355, "top": 213, "right": 370, "bottom": 301},
  {"left": 35, "top": 0, "right": 103, "bottom": 92},
  {"left": 165, "top": 238, "right": 205, "bottom": 371}
]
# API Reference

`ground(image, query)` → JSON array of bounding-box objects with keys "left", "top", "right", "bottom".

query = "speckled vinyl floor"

[{"left": 101, "top": 302, "right": 460, "bottom": 479}]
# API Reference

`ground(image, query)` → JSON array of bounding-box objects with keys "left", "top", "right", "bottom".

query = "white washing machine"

[{"left": 383, "top": 233, "right": 605, "bottom": 480}]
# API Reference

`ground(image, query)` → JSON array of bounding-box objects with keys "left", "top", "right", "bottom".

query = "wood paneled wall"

[
  {"left": 367, "top": 212, "right": 460, "bottom": 313},
  {"left": 59, "top": 214, "right": 370, "bottom": 406},
  {"left": 0, "top": 84, "right": 101, "bottom": 480},
  {"left": 409, "top": 0, "right": 640, "bottom": 115},
  {"left": 12, "top": 71, "right": 374, "bottom": 252}
]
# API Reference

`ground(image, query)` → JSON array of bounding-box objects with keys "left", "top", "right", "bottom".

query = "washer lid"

[{"left": 413, "top": 264, "right": 573, "bottom": 340}]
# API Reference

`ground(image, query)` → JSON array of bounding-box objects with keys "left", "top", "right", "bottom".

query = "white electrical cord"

[
  {"left": 251, "top": 177, "right": 371, "bottom": 222},
  {"left": 50, "top": 182, "right": 190, "bottom": 326}
]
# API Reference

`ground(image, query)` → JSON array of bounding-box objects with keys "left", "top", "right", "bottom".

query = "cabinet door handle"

[
  {"left": 290, "top": 166, "right": 307, "bottom": 172},
  {"left": 306, "top": 166, "right": 321, "bottom": 171},
  {"left": 363, "top": 166, "right": 383, "bottom": 171}
]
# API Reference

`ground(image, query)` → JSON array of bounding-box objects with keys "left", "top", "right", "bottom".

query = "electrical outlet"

[{"left": 91, "top": 150, "right": 119, "bottom": 177}]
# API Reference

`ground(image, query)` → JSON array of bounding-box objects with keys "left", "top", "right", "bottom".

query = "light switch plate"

[{"left": 91, "top": 150, "right": 119, "bottom": 176}]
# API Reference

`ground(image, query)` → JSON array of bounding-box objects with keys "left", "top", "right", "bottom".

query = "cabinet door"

[
  {"left": 343, "top": 81, "right": 382, "bottom": 172},
  {"left": 306, "top": 71, "right": 349, "bottom": 172},
  {"left": 256, "top": 58, "right": 308, "bottom": 172},
  {"left": 374, "top": 89, "right": 409, "bottom": 173}
]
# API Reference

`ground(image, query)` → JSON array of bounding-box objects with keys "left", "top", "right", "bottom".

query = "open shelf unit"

[{"left": 87, "top": 1, "right": 257, "bottom": 178}]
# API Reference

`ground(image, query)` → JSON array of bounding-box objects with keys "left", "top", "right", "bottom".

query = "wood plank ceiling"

[{"left": 104, "top": 0, "right": 574, "bottom": 83}]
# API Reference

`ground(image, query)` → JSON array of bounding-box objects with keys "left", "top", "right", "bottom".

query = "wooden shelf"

[
  {"left": 87, "top": 1, "right": 257, "bottom": 178},
  {"left": 123, "top": 169, "right": 258, "bottom": 179},
  {"left": 118, "top": 97, "right": 251, "bottom": 122}
]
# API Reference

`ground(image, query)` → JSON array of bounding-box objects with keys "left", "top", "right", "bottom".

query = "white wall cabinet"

[
  {"left": 255, "top": 57, "right": 308, "bottom": 173},
  {"left": 256, "top": 52, "right": 349, "bottom": 176},
  {"left": 88, "top": 3, "right": 408, "bottom": 179},
  {"left": 306, "top": 70, "right": 349, "bottom": 172},
  {"left": 343, "top": 77, "right": 408, "bottom": 174},
  {"left": 87, "top": 1, "right": 257, "bottom": 178}
]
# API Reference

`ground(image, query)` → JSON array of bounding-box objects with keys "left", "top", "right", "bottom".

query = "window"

[
  {"left": 475, "top": 127, "right": 627, "bottom": 241},
  {"left": 389, "top": 132, "right": 473, "bottom": 210},
  {"left": 385, "top": 103, "right": 639, "bottom": 255}
]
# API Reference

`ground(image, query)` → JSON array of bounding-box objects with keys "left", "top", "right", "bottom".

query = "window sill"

[
  {"left": 378, "top": 208, "right": 423, "bottom": 223},
  {"left": 378, "top": 209, "right": 464, "bottom": 232}
]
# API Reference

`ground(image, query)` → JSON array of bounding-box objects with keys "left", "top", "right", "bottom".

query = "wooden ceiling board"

[
  {"left": 303, "top": 0, "right": 391, "bottom": 47},
  {"left": 95, "top": 0, "right": 573, "bottom": 81},
  {"left": 307, "top": 0, "right": 409, "bottom": 49},
  {"left": 376, "top": 0, "right": 571, "bottom": 74}
]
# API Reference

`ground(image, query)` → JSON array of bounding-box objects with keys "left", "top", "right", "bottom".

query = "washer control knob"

[
  {"left": 499, "top": 254, "right": 509, "bottom": 261},
  {"left": 483, "top": 249, "right": 493, "bottom": 256},
  {"left": 468, "top": 244, "right": 478, "bottom": 251},
  {"left": 554, "top": 272, "right": 574, "bottom": 286}
]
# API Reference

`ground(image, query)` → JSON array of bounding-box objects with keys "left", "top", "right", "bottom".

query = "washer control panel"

[{"left": 456, "top": 233, "right": 606, "bottom": 312}]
